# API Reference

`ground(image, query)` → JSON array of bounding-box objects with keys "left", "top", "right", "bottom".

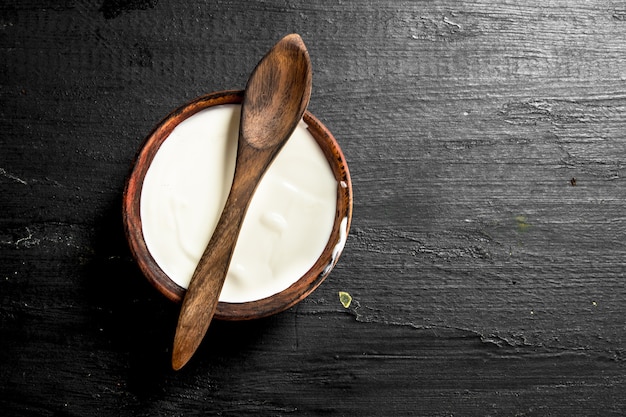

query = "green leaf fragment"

[
  {"left": 338, "top": 291, "right": 352, "bottom": 308},
  {"left": 515, "top": 215, "right": 531, "bottom": 232}
]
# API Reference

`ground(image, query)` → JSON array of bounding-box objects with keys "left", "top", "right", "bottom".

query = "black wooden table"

[{"left": 2, "top": 1, "right": 625, "bottom": 415}]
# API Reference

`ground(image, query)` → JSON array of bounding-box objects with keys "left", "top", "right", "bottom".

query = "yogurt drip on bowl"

[{"left": 140, "top": 104, "right": 337, "bottom": 303}]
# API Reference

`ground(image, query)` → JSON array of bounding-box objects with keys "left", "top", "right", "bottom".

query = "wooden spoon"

[{"left": 171, "top": 34, "right": 312, "bottom": 370}]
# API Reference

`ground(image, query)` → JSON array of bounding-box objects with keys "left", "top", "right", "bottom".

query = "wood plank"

[{"left": 1, "top": 1, "right": 625, "bottom": 415}]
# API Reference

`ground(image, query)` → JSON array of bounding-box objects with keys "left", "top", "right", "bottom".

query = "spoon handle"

[{"left": 171, "top": 144, "right": 271, "bottom": 370}]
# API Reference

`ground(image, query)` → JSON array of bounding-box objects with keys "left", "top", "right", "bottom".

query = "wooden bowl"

[{"left": 123, "top": 90, "right": 352, "bottom": 320}]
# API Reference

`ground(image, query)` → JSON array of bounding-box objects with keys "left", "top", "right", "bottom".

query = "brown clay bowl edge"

[{"left": 122, "top": 90, "right": 353, "bottom": 320}]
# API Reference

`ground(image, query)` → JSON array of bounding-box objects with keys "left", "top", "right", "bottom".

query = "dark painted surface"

[{"left": 1, "top": 1, "right": 625, "bottom": 415}]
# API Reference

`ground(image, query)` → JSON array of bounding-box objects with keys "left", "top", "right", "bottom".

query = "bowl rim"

[{"left": 122, "top": 90, "right": 353, "bottom": 320}]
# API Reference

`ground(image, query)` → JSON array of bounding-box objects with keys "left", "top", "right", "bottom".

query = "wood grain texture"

[{"left": 1, "top": 0, "right": 625, "bottom": 415}]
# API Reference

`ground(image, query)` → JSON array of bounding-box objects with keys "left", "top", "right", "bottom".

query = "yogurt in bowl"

[{"left": 123, "top": 90, "right": 352, "bottom": 320}]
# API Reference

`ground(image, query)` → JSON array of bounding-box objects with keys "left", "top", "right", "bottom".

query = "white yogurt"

[{"left": 140, "top": 104, "right": 337, "bottom": 303}]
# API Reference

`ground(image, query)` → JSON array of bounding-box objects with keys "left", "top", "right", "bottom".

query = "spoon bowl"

[{"left": 242, "top": 34, "right": 312, "bottom": 149}]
